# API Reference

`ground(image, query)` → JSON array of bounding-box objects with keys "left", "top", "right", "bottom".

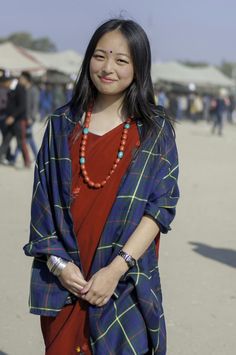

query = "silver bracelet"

[{"left": 47, "top": 255, "right": 68, "bottom": 277}]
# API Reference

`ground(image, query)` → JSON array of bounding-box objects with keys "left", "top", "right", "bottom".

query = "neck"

[{"left": 93, "top": 93, "right": 125, "bottom": 117}]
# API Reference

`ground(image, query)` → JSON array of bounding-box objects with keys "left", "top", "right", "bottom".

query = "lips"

[{"left": 99, "top": 76, "right": 116, "bottom": 83}]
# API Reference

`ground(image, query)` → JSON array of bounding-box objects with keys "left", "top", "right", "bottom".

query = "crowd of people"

[
  {"left": 0, "top": 71, "right": 72, "bottom": 168},
  {"left": 0, "top": 70, "right": 235, "bottom": 170},
  {"left": 156, "top": 88, "right": 236, "bottom": 135}
]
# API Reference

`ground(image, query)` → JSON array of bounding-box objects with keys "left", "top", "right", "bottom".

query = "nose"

[{"left": 101, "top": 58, "right": 114, "bottom": 75}]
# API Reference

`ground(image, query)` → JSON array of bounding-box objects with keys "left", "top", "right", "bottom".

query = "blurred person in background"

[
  {"left": 203, "top": 94, "right": 211, "bottom": 122},
  {"left": 0, "top": 72, "right": 30, "bottom": 167},
  {"left": 13, "top": 72, "right": 39, "bottom": 163},
  {"left": 52, "top": 83, "right": 67, "bottom": 111},
  {"left": 66, "top": 81, "right": 74, "bottom": 102},
  {"left": 226, "top": 95, "right": 235, "bottom": 124},
  {"left": 189, "top": 93, "right": 203, "bottom": 122},
  {"left": 168, "top": 91, "right": 178, "bottom": 119},
  {"left": 23, "top": 18, "right": 179, "bottom": 355},
  {"left": 39, "top": 83, "right": 53, "bottom": 121},
  {"left": 211, "top": 88, "right": 227, "bottom": 136},
  {"left": 0, "top": 72, "right": 15, "bottom": 163},
  {"left": 157, "top": 87, "right": 168, "bottom": 108}
]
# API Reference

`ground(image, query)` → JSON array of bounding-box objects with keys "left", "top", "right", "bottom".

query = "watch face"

[
  {"left": 119, "top": 250, "right": 136, "bottom": 268},
  {"left": 127, "top": 256, "right": 136, "bottom": 267}
]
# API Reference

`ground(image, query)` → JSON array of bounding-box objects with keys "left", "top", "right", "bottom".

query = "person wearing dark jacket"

[
  {"left": 0, "top": 74, "right": 14, "bottom": 162},
  {"left": 13, "top": 72, "right": 39, "bottom": 162},
  {"left": 0, "top": 73, "right": 30, "bottom": 167}
]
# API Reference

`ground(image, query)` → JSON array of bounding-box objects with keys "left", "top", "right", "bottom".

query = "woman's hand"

[
  {"left": 80, "top": 265, "right": 122, "bottom": 307},
  {"left": 58, "top": 262, "right": 88, "bottom": 297}
]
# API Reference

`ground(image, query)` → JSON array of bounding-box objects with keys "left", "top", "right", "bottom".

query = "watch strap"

[{"left": 118, "top": 250, "right": 136, "bottom": 268}]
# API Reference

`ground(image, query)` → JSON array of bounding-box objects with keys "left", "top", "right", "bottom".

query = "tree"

[
  {"left": 179, "top": 60, "right": 209, "bottom": 68},
  {"left": 218, "top": 61, "right": 234, "bottom": 78},
  {"left": 30, "top": 37, "right": 57, "bottom": 52},
  {"left": 0, "top": 32, "right": 57, "bottom": 52}
]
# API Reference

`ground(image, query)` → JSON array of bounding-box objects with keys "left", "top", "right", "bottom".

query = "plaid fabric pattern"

[{"left": 23, "top": 105, "right": 179, "bottom": 354}]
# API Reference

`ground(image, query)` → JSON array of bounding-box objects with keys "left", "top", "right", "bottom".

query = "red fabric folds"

[{"left": 41, "top": 121, "right": 160, "bottom": 354}]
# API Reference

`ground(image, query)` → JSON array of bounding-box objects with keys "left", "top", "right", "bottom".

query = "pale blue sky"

[{"left": 1, "top": 0, "right": 235, "bottom": 64}]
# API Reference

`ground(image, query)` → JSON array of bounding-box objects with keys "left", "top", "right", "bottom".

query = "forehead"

[{"left": 95, "top": 31, "right": 131, "bottom": 55}]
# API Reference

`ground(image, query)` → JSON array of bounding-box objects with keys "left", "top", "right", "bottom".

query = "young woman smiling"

[{"left": 24, "top": 18, "right": 179, "bottom": 355}]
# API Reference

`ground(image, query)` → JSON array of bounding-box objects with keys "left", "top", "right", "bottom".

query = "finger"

[
  {"left": 80, "top": 279, "right": 93, "bottom": 294},
  {"left": 71, "top": 282, "right": 85, "bottom": 291},
  {"left": 83, "top": 292, "right": 99, "bottom": 304},
  {"left": 71, "top": 276, "right": 88, "bottom": 287},
  {"left": 97, "top": 297, "right": 109, "bottom": 307},
  {"left": 94, "top": 297, "right": 104, "bottom": 306}
]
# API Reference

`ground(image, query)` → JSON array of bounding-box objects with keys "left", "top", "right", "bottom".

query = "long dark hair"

[{"left": 70, "top": 18, "right": 173, "bottom": 142}]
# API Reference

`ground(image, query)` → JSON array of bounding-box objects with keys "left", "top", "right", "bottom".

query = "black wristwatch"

[{"left": 118, "top": 250, "right": 136, "bottom": 268}]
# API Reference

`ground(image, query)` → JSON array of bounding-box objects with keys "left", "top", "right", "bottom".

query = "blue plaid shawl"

[{"left": 23, "top": 105, "right": 179, "bottom": 354}]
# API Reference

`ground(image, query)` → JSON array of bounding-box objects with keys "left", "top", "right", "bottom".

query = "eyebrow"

[{"left": 94, "top": 49, "right": 130, "bottom": 58}]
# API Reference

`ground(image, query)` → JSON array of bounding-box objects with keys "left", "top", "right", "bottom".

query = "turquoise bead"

[
  {"left": 80, "top": 157, "right": 85, "bottom": 164},
  {"left": 118, "top": 151, "right": 124, "bottom": 159},
  {"left": 124, "top": 123, "right": 130, "bottom": 129},
  {"left": 83, "top": 128, "right": 89, "bottom": 134}
]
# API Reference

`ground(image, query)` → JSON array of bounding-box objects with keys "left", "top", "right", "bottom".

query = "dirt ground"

[{"left": 0, "top": 119, "right": 235, "bottom": 355}]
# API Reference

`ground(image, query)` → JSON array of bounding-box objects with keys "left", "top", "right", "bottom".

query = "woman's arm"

[
  {"left": 81, "top": 120, "right": 179, "bottom": 307},
  {"left": 109, "top": 215, "right": 159, "bottom": 277},
  {"left": 80, "top": 216, "right": 159, "bottom": 306}
]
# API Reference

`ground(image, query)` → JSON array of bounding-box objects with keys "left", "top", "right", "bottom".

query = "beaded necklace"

[{"left": 78, "top": 107, "right": 131, "bottom": 189}]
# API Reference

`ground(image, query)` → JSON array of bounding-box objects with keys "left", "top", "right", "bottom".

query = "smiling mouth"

[{"left": 99, "top": 76, "right": 116, "bottom": 83}]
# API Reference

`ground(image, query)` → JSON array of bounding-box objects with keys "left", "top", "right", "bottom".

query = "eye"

[
  {"left": 93, "top": 54, "right": 104, "bottom": 60},
  {"left": 117, "top": 59, "right": 129, "bottom": 64}
]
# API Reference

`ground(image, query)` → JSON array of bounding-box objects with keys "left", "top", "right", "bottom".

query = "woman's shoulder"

[
  {"left": 48, "top": 104, "right": 77, "bottom": 131},
  {"left": 49, "top": 103, "right": 70, "bottom": 120}
]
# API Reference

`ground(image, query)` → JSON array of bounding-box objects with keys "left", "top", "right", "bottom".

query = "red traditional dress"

[{"left": 41, "top": 121, "right": 160, "bottom": 354}]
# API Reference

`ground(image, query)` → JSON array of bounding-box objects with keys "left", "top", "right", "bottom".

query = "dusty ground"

[{"left": 0, "top": 119, "right": 235, "bottom": 355}]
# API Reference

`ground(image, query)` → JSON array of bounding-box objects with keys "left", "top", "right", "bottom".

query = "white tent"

[
  {"left": 151, "top": 61, "right": 234, "bottom": 88},
  {"left": 23, "top": 48, "right": 83, "bottom": 76},
  {"left": 0, "top": 42, "right": 43, "bottom": 73}
]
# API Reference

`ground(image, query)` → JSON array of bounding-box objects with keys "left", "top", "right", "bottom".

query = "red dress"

[{"left": 41, "top": 121, "right": 160, "bottom": 354}]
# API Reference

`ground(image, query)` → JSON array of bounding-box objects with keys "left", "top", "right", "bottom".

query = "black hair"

[
  {"left": 21, "top": 71, "right": 32, "bottom": 83},
  {"left": 70, "top": 18, "right": 173, "bottom": 142}
]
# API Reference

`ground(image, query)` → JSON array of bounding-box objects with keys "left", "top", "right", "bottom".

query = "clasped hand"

[{"left": 58, "top": 262, "right": 120, "bottom": 307}]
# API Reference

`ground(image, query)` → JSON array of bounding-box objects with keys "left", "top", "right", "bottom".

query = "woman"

[{"left": 24, "top": 19, "right": 179, "bottom": 355}]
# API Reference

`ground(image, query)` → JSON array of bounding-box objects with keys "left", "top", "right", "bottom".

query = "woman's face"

[{"left": 89, "top": 30, "right": 134, "bottom": 97}]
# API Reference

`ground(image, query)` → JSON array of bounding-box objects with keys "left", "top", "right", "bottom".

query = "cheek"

[
  {"left": 89, "top": 59, "right": 101, "bottom": 74},
  {"left": 120, "top": 66, "right": 134, "bottom": 82}
]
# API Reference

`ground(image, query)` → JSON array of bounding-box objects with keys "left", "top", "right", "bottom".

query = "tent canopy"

[
  {"left": 23, "top": 48, "right": 83, "bottom": 76},
  {"left": 0, "top": 42, "right": 233, "bottom": 88},
  {"left": 0, "top": 42, "right": 43, "bottom": 73},
  {"left": 151, "top": 61, "right": 234, "bottom": 88}
]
